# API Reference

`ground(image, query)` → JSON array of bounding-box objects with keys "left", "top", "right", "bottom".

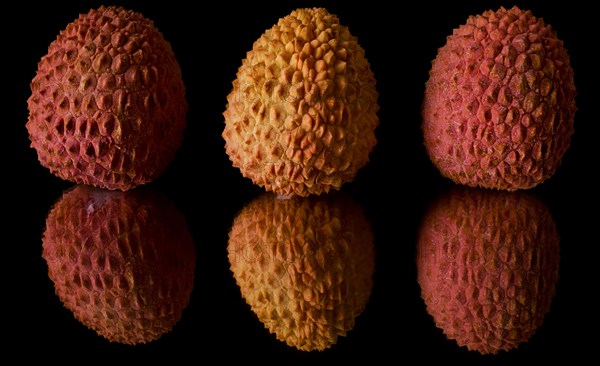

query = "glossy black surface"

[{"left": 8, "top": 0, "right": 594, "bottom": 361}]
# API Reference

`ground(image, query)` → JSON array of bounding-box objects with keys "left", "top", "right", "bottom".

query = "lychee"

[
  {"left": 223, "top": 8, "right": 379, "bottom": 197},
  {"left": 227, "top": 192, "right": 375, "bottom": 351},
  {"left": 416, "top": 187, "right": 560, "bottom": 354},
  {"left": 422, "top": 6, "right": 576, "bottom": 190},
  {"left": 42, "top": 185, "right": 195, "bottom": 345},
  {"left": 27, "top": 6, "right": 188, "bottom": 190}
]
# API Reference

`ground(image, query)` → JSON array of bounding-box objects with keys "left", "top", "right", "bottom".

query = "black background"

[{"left": 7, "top": 0, "right": 596, "bottom": 362}]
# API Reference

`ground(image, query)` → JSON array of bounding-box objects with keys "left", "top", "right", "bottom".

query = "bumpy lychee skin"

[
  {"left": 422, "top": 6, "right": 576, "bottom": 190},
  {"left": 42, "top": 185, "right": 195, "bottom": 345},
  {"left": 417, "top": 187, "right": 560, "bottom": 354},
  {"left": 27, "top": 6, "right": 187, "bottom": 190},
  {"left": 223, "top": 8, "right": 379, "bottom": 197},
  {"left": 227, "top": 193, "right": 375, "bottom": 351}
]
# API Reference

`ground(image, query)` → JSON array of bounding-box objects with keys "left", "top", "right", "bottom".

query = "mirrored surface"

[
  {"left": 417, "top": 187, "right": 559, "bottom": 354},
  {"left": 42, "top": 185, "right": 195, "bottom": 345},
  {"left": 227, "top": 192, "right": 375, "bottom": 351}
]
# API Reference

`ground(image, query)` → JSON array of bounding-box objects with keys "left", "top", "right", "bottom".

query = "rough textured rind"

[
  {"left": 42, "top": 185, "right": 196, "bottom": 345},
  {"left": 27, "top": 6, "right": 187, "bottom": 190},
  {"left": 223, "top": 8, "right": 379, "bottom": 196},
  {"left": 227, "top": 193, "right": 375, "bottom": 351},
  {"left": 416, "top": 187, "right": 560, "bottom": 354},
  {"left": 422, "top": 6, "right": 576, "bottom": 190}
]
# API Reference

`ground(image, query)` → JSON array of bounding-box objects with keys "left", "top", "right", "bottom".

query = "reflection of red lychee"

[
  {"left": 227, "top": 193, "right": 375, "bottom": 351},
  {"left": 42, "top": 185, "right": 195, "bottom": 345},
  {"left": 417, "top": 187, "right": 559, "bottom": 354},
  {"left": 27, "top": 6, "right": 187, "bottom": 190},
  {"left": 223, "top": 8, "right": 379, "bottom": 196},
  {"left": 422, "top": 6, "right": 575, "bottom": 190}
]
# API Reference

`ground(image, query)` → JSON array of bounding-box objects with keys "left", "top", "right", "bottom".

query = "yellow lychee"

[{"left": 223, "top": 8, "right": 379, "bottom": 196}]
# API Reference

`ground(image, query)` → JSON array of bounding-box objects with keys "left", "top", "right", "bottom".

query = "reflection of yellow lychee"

[
  {"left": 27, "top": 6, "right": 187, "bottom": 190},
  {"left": 42, "top": 185, "right": 195, "bottom": 344},
  {"left": 422, "top": 6, "right": 575, "bottom": 190},
  {"left": 223, "top": 8, "right": 379, "bottom": 196},
  {"left": 227, "top": 193, "right": 375, "bottom": 351},
  {"left": 417, "top": 187, "right": 559, "bottom": 354}
]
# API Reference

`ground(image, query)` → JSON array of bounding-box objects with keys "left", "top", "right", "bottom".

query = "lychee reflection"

[
  {"left": 42, "top": 185, "right": 196, "bottom": 345},
  {"left": 227, "top": 192, "right": 375, "bottom": 351},
  {"left": 416, "top": 187, "right": 559, "bottom": 354}
]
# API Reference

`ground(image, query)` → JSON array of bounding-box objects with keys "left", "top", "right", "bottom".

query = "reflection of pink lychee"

[
  {"left": 42, "top": 185, "right": 195, "bottom": 345},
  {"left": 422, "top": 6, "right": 575, "bottom": 190},
  {"left": 417, "top": 187, "right": 559, "bottom": 354},
  {"left": 227, "top": 192, "right": 375, "bottom": 351},
  {"left": 27, "top": 6, "right": 187, "bottom": 190}
]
